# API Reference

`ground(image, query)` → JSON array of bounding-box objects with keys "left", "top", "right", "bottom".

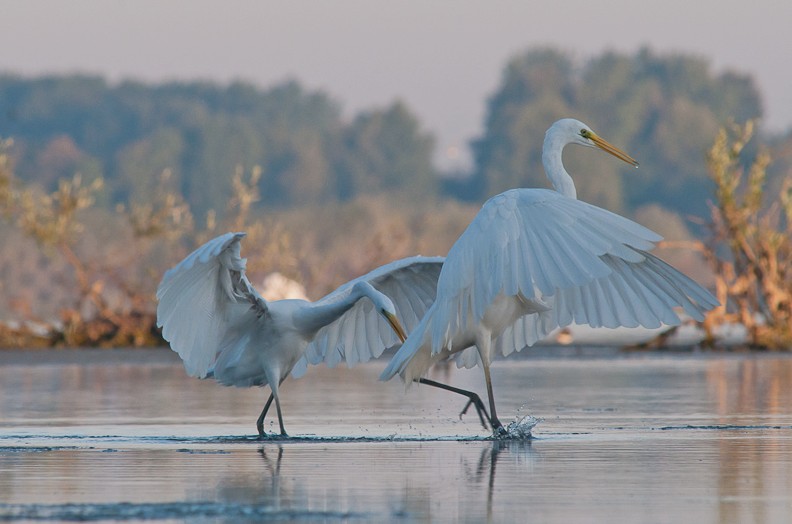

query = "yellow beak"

[
  {"left": 384, "top": 311, "right": 408, "bottom": 343},
  {"left": 589, "top": 133, "right": 639, "bottom": 167}
]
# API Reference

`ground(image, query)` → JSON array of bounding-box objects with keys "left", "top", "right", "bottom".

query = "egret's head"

[
  {"left": 377, "top": 296, "right": 407, "bottom": 343},
  {"left": 552, "top": 118, "right": 639, "bottom": 168},
  {"left": 358, "top": 281, "right": 408, "bottom": 343}
]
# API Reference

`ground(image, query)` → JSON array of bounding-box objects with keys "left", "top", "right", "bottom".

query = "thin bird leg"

[
  {"left": 256, "top": 393, "right": 275, "bottom": 438},
  {"left": 481, "top": 360, "right": 505, "bottom": 434},
  {"left": 273, "top": 393, "right": 287, "bottom": 436},
  {"left": 259, "top": 375, "right": 288, "bottom": 438},
  {"left": 418, "top": 378, "right": 492, "bottom": 430}
]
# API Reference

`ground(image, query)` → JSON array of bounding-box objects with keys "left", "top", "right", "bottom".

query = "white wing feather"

[
  {"left": 156, "top": 232, "right": 263, "bottom": 378},
  {"left": 491, "top": 250, "right": 720, "bottom": 358}
]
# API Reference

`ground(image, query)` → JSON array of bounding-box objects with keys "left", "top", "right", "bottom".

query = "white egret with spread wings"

[
  {"left": 157, "top": 232, "right": 443, "bottom": 437},
  {"left": 381, "top": 118, "right": 719, "bottom": 434}
]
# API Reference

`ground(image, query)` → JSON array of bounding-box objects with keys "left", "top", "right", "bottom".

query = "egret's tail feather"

[{"left": 379, "top": 341, "right": 414, "bottom": 382}]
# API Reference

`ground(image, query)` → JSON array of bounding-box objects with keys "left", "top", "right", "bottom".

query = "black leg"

[
  {"left": 480, "top": 362, "right": 505, "bottom": 435},
  {"left": 418, "top": 378, "right": 492, "bottom": 430},
  {"left": 256, "top": 393, "right": 275, "bottom": 438},
  {"left": 273, "top": 393, "right": 287, "bottom": 436}
]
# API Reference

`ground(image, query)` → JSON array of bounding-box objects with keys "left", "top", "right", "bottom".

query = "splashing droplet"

[{"left": 502, "top": 415, "right": 540, "bottom": 440}]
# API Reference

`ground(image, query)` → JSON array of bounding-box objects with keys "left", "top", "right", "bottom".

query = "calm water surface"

[{"left": 1, "top": 347, "right": 792, "bottom": 523}]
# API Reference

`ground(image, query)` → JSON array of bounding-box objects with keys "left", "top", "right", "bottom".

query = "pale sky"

[{"left": 1, "top": 0, "right": 790, "bottom": 169}]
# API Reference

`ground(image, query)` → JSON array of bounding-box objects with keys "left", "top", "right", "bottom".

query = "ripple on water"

[
  {"left": 0, "top": 502, "right": 370, "bottom": 522},
  {"left": 0, "top": 431, "right": 528, "bottom": 451}
]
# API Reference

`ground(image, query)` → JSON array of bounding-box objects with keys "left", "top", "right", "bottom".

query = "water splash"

[{"left": 499, "top": 414, "right": 541, "bottom": 440}]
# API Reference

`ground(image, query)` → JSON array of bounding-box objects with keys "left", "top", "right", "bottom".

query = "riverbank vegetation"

[{"left": 698, "top": 122, "right": 791, "bottom": 349}]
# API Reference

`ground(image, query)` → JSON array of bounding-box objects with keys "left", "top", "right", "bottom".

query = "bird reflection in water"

[
  {"left": 465, "top": 439, "right": 538, "bottom": 521},
  {"left": 258, "top": 445, "right": 284, "bottom": 478}
]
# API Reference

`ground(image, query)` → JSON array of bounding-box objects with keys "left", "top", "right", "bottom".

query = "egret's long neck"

[
  {"left": 542, "top": 131, "right": 577, "bottom": 199},
  {"left": 293, "top": 282, "right": 373, "bottom": 338}
]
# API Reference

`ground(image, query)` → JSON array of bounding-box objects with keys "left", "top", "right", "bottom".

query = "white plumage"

[
  {"left": 381, "top": 118, "right": 719, "bottom": 433},
  {"left": 157, "top": 231, "right": 443, "bottom": 436}
]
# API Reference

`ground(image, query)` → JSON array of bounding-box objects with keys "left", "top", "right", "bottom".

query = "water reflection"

[
  {"left": 705, "top": 356, "right": 792, "bottom": 523},
  {"left": 464, "top": 439, "right": 536, "bottom": 521},
  {"left": 2, "top": 350, "right": 792, "bottom": 522},
  {"left": 193, "top": 439, "right": 538, "bottom": 523},
  {"left": 706, "top": 357, "right": 792, "bottom": 420},
  {"left": 727, "top": 436, "right": 784, "bottom": 521}
]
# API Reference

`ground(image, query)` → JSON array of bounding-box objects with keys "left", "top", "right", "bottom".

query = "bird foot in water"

[
  {"left": 492, "top": 415, "right": 540, "bottom": 440},
  {"left": 257, "top": 431, "right": 289, "bottom": 440},
  {"left": 256, "top": 427, "right": 289, "bottom": 440},
  {"left": 491, "top": 425, "right": 509, "bottom": 439}
]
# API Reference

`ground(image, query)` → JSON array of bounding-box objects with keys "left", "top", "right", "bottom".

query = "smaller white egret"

[
  {"left": 157, "top": 232, "right": 443, "bottom": 437},
  {"left": 381, "top": 118, "right": 719, "bottom": 434}
]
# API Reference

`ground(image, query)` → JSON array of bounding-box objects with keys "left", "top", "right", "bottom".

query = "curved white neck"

[
  {"left": 293, "top": 281, "right": 375, "bottom": 338},
  {"left": 542, "top": 131, "right": 577, "bottom": 199}
]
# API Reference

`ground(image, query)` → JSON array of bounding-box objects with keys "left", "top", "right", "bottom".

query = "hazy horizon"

[{"left": 2, "top": 0, "right": 790, "bottom": 169}]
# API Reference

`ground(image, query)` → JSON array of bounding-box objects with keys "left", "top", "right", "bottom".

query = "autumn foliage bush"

[
  {"left": 699, "top": 122, "right": 792, "bottom": 349},
  {"left": 0, "top": 145, "right": 473, "bottom": 347}
]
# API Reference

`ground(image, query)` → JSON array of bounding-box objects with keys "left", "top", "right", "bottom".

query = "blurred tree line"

[
  {"left": 1, "top": 46, "right": 791, "bottom": 348},
  {"left": 0, "top": 77, "right": 436, "bottom": 219},
  {"left": 3, "top": 47, "right": 789, "bottom": 224}
]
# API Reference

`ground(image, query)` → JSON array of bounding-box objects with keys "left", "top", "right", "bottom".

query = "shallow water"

[{"left": 2, "top": 348, "right": 792, "bottom": 522}]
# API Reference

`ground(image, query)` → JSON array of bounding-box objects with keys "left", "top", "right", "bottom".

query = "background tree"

[
  {"left": 470, "top": 49, "right": 575, "bottom": 201},
  {"left": 337, "top": 101, "right": 437, "bottom": 200},
  {"left": 0, "top": 75, "right": 439, "bottom": 217}
]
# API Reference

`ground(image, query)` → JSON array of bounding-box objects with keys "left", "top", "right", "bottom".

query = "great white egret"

[
  {"left": 380, "top": 118, "right": 719, "bottom": 434},
  {"left": 157, "top": 231, "right": 443, "bottom": 437}
]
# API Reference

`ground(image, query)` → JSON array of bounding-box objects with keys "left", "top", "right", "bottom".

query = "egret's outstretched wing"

[
  {"left": 550, "top": 250, "right": 718, "bottom": 328},
  {"left": 429, "top": 188, "right": 663, "bottom": 353},
  {"left": 491, "top": 249, "right": 719, "bottom": 359},
  {"left": 303, "top": 256, "right": 444, "bottom": 370},
  {"left": 156, "top": 232, "right": 265, "bottom": 378}
]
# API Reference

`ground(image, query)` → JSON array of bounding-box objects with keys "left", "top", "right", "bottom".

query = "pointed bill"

[
  {"left": 590, "top": 133, "right": 639, "bottom": 167},
  {"left": 384, "top": 311, "right": 408, "bottom": 343}
]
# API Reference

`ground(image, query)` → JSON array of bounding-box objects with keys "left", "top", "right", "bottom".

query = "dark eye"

[{"left": 580, "top": 129, "right": 590, "bottom": 138}]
